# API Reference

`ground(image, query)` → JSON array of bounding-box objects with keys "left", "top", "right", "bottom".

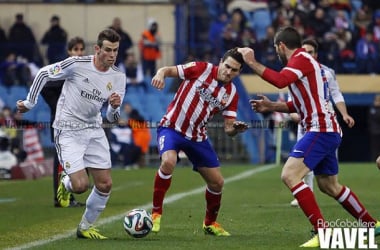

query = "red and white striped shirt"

[
  {"left": 159, "top": 61, "right": 239, "bottom": 141},
  {"left": 262, "top": 48, "right": 341, "bottom": 133}
]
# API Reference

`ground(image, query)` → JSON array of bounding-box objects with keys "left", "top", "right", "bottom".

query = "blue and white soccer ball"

[{"left": 123, "top": 208, "right": 153, "bottom": 238}]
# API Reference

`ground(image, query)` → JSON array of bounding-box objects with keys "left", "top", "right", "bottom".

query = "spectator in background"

[
  {"left": 258, "top": 26, "right": 282, "bottom": 71},
  {"left": 41, "top": 15, "right": 68, "bottom": 64},
  {"left": 109, "top": 119, "right": 142, "bottom": 170},
  {"left": 208, "top": 12, "right": 229, "bottom": 61},
  {"left": 352, "top": 5, "right": 372, "bottom": 41},
  {"left": 40, "top": 36, "right": 86, "bottom": 208},
  {"left": 222, "top": 8, "right": 251, "bottom": 51},
  {"left": 355, "top": 30, "right": 378, "bottom": 74},
  {"left": 0, "top": 52, "right": 31, "bottom": 87},
  {"left": 0, "top": 129, "right": 18, "bottom": 179},
  {"left": 109, "top": 17, "right": 133, "bottom": 65},
  {"left": 0, "top": 24, "right": 7, "bottom": 63},
  {"left": 139, "top": 18, "right": 161, "bottom": 77},
  {"left": 320, "top": 32, "right": 341, "bottom": 71},
  {"left": 123, "top": 103, "right": 151, "bottom": 168},
  {"left": 334, "top": 10, "right": 350, "bottom": 31},
  {"left": 368, "top": 10, "right": 380, "bottom": 43},
  {"left": 308, "top": 7, "right": 332, "bottom": 46},
  {"left": 368, "top": 94, "right": 380, "bottom": 161},
  {"left": 118, "top": 51, "right": 146, "bottom": 92},
  {"left": 8, "top": 13, "right": 42, "bottom": 66},
  {"left": 0, "top": 107, "right": 27, "bottom": 163}
]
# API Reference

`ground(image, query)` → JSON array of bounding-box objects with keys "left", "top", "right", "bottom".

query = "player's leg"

[
  {"left": 55, "top": 130, "right": 88, "bottom": 207},
  {"left": 76, "top": 168, "right": 111, "bottom": 240},
  {"left": 184, "top": 139, "right": 229, "bottom": 236},
  {"left": 76, "top": 129, "right": 112, "bottom": 239},
  {"left": 290, "top": 170, "right": 314, "bottom": 207},
  {"left": 303, "top": 171, "right": 314, "bottom": 191},
  {"left": 151, "top": 127, "right": 180, "bottom": 232},
  {"left": 285, "top": 132, "right": 338, "bottom": 247},
  {"left": 197, "top": 166, "right": 230, "bottom": 236},
  {"left": 316, "top": 174, "right": 379, "bottom": 234}
]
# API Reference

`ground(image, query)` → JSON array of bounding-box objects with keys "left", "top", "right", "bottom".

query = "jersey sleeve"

[
  {"left": 106, "top": 74, "right": 127, "bottom": 123},
  {"left": 177, "top": 61, "right": 207, "bottom": 80},
  {"left": 222, "top": 92, "right": 238, "bottom": 119},
  {"left": 262, "top": 53, "right": 314, "bottom": 89},
  {"left": 24, "top": 57, "right": 76, "bottom": 109},
  {"left": 326, "top": 68, "right": 345, "bottom": 104}
]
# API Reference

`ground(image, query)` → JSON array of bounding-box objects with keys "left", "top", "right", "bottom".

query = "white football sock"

[
  {"left": 303, "top": 171, "right": 314, "bottom": 192},
  {"left": 62, "top": 174, "right": 73, "bottom": 193},
  {"left": 79, "top": 186, "right": 110, "bottom": 229}
]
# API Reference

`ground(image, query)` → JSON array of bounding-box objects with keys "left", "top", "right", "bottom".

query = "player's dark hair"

[
  {"left": 97, "top": 29, "right": 121, "bottom": 47},
  {"left": 68, "top": 36, "right": 85, "bottom": 51},
  {"left": 222, "top": 47, "right": 244, "bottom": 69},
  {"left": 302, "top": 38, "right": 319, "bottom": 51},
  {"left": 274, "top": 26, "right": 302, "bottom": 50}
]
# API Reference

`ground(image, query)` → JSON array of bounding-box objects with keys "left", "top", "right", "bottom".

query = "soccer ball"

[{"left": 123, "top": 208, "right": 153, "bottom": 238}]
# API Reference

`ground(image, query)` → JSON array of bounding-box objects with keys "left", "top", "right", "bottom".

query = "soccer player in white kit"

[
  {"left": 289, "top": 38, "right": 355, "bottom": 207},
  {"left": 16, "top": 29, "right": 126, "bottom": 239}
]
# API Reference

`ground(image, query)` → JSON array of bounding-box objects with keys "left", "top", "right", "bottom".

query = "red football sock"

[
  {"left": 58, "top": 163, "right": 63, "bottom": 174},
  {"left": 292, "top": 182, "right": 325, "bottom": 231},
  {"left": 335, "top": 186, "right": 376, "bottom": 224},
  {"left": 204, "top": 187, "right": 221, "bottom": 226},
  {"left": 152, "top": 169, "right": 172, "bottom": 215}
]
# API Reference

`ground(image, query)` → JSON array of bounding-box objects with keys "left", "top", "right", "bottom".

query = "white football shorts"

[{"left": 54, "top": 128, "right": 111, "bottom": 175}]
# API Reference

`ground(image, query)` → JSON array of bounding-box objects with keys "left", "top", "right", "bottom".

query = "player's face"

[
  {"left": 95, "top": 40, "right": 119, "bottom": 70},
  {"left": 68, "top": 43, "right": 85, "bottom": 57},
  {"left": 275, "top": 42, "right": 287, "bottom": 65},
  {"left": 217, "top": 57, "right": 241, "bottom": 83},
  {"left": 302, "top": 44, "right": 317, "bottom": 59}
]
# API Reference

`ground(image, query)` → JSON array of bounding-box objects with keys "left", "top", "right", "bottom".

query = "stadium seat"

[
  {"left": 252, "top": 8, "right": 271, "bottom": 41},
  {"left": 5, "top": 85, "right": 28, "bottom": 108},
  {"left": 35, "top": 110, "right": 51, "bottom": 123},
  {"left": 0, "top": 85, "right": 8, "bottom": 104}
]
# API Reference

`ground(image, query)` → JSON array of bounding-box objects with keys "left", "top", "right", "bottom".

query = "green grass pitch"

[{"left": 0, "top": 163, "right": 379, "bottom": 249}]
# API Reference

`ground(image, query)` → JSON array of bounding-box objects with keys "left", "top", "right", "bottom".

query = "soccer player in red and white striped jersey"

[
  {"left": 239, "top": 26, "right": 380, "bottom": 247},
  {"left": 150, "top": 48, "right": 248, "bottom": 236}
]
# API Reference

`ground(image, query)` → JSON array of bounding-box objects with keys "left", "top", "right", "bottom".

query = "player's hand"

[
  {"left": 249, "top": 94, "right": 271, "bottom": 113},
  {"left": 233, "top": 121, "right": 248, "bottom": 133},
  {"left": 237, "top": 47, "right": 255, "bottom": 64},
  {"left": 151, "top": 73, "right": 165, "bottom": 90},
  {"left": 342, "top": 115, "right": 355, "bottom": 128},
  {"left": 16, "top": 100, "right": 29, "bottom": 113},
  {"left": 376, "top": 155, "right": 380, "bottom": 170},
  {"left": 109, "top": 93, "right": 121, "bottom": 109}
]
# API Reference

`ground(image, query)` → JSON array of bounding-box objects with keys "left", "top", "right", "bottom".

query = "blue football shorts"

[
  {"left": 157, "top": 127, "right": 220, "bottom": 170},
  {"left": 289, "top": 132, "right": 342, "bottom": 176}
]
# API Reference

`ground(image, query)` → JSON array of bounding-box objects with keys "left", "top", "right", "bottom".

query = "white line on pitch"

[{"left": 6, "top": 164, "right": 277, "bottom": 250}]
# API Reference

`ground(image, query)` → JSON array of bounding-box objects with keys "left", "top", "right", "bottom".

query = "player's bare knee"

[
  {"left": 72, "top": 181, "right": 90, "bottom": 194},
  {"left": 160, "top": 158, "right": 176, "bottom": 173},
  {"left": 280, "top": 172, "right": 293, "bottom": 188},
  {"left": 318, "top": 183, "right": 341, "bottom": 197},
  {"left": 95, "top": 179, "right": 112, "bottom": 193},
  {"left": 207, "top": 178, "right": 224, "bottom": 192}
]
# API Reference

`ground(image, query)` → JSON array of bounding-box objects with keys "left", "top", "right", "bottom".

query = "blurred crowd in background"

[{"left": 1, "top": 0, "right": 380, "bottom": 170}]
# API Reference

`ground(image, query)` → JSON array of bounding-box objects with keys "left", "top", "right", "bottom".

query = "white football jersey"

[{"left": 25, "top": 56, "right": 126, "bottom": 130}]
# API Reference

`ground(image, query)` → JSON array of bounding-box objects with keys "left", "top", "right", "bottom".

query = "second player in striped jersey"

[{"left": 150, "top": 47, "right": 248, "bottom": 236}]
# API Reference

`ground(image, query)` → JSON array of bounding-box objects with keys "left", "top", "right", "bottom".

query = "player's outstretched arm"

[
  {"left": 224, "top": 119, "right": 248, "bottom": 137},
  {"left": 16, "top": 100, "right": 30, "bottom": 113},
  {"left": 106, "top": 92, "right": 122, "bottom": 123},
  {"left": 250, "top": 94, "right": 291, "bottom": 113},
  {"left": 151, "top": 66, "right": 178, "bottom": 90}
]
